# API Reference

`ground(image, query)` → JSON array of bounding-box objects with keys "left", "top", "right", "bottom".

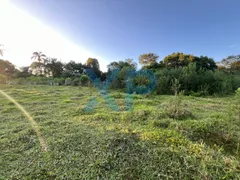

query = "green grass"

[{"left": 0, "top": 85, "right": 240, "bottom": 179}]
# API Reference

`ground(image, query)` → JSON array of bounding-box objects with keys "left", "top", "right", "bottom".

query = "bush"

[
  {"left": 80, "top": 75, "right": 89, "bottom": 86},
  {"left": 235, "top": 88, "right": 240, "bottom": 120},
  {"left": 10, "top": 78, "right": 26, "bottom": 85},
  {"left": 73, "top": 78, "right": 81, "bottom": 86},
  {"left": 65, "top": 78, "right": 72, "bottom": 86},
  {"left": 0, "top": 74, "right": 7, "bottom": 84},
  {"left": 53, "top": 78, "right": 65, "bottom": 86},
  {"left": 165, "top": 82, "right": 193, "bottom": 120},
  {"left": 155, "top": 63, "right": 238, "bottom": 95},
  {"left": 26, "top": 76, "right": 49, "bottom": 85},
  {"left": 151, "top": 119, "right": 171, "bottom": 128}
]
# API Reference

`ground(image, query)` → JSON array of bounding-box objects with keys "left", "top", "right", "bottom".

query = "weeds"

[
  {"left": 0, "top": 84, "right": 240, "bottom": 179},
  {"left": 165, "top": 79, "right": 193, "bottom": 120}
]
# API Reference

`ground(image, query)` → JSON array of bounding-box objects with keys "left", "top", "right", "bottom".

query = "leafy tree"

[
  {"left": 86, "top": 58, "right": 100, "bottom": 69},
  {"left": 46, "top": 58, "right": 64, "bottom": 78},
  {"left": 125, "top": 58, "right": 137, "bottom": 69},
  {"left": 194, "top": 56, "right": 217, "bottom": 71},
  {"left": 0, "top": 74, "right": 6, "bottom": 84},
  {"left": 80, "top": 75, "right": 89, "bottom": 86},
  {"left": 63, "top": 61, "right": 83, "bottom": 78},
  {"left": 29, "top": 62, "right": 45, "bottom": 75},
  {"left": 14, "top": 66, "right": 31, "bottom": 78},
  {"left": 31, "top": 52, "right": 47, "bottom": 66},
  {"left": 163, "top": 52, "right": 194, "bottom": 68},
  {"left": 0, "top": 60, "right": 16, "bottom": 77},
  {"left": 142, "top": 61, "right": 164, "bottom": 72},
  {"left": 139, "top": 53, "right": 159, "bottom": 66},
  {"left": 100, "top": 72, "right": 107, "bottom": 81},
  {"left": 231, "top": 61, "right": 240, "bottom": 70},
  {"left": 163, "top": 53, "right": 216, "bottom": 70},
  {"left": 85, "top": 58, "right": 101, "bottom": 78},
  {"left": 220, "top": 55, "right": 240, "bottom": 68},
  {"left": 107, "top": 60, "right": 136, "bottom": 72},
  {"left": 107, "top": 59, "right": 137, "bottom": 89}
]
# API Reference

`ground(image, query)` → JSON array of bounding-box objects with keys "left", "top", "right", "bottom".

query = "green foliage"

[
  {"left": 62, "top": 61, "right": 83, "bottom": 78},
  {"left": 31, "top": 52, "right": 46, "bottom": 64},
  {"left": 80, "top": 75, "right": 89, "bottom": 86},
  {"left": 142, "top": 61, "right": 164, "bottom": 72},
  {"left": 0, "top": 59, "right": 17, "bottom": 78},
  {"left": 236, "top": 87, "right": 240, "bottom": 95},
  {"left": 46, "top": 58, "right": 64, "bottom": 78},
  {"left": 133, "top": 75, "right": 150, "bottom": 86},
  {"left": 109, "top": 67, "right": 136, "bottom": 89},
  {"left": 14, "top": 67, "right": 31, "bottom": 78},
  {"left": 107, "top": 59, "right": 137, "bottom": 72},
  {"left": 10, "top": 78, "right": 26, "bottom": 85},
  {"left": 72, "top": 78, "right": 81, "bottom": 86},
  {"left": 139, "top": 53, "right": 159, "bottom": 66},
  {"left": 53, "top": 77, "right": 65, "bottom": 85},
  {"left": 155, "top": 63, "right": 237, "bottom": 95},
  {"left": 0, "top": 74, "right": 6, "bottom": 84},
  {"left": 164, "top": 52, "right": 194, "bottom": 67},
  {"left": 27, "top": 76, "right": 50, "bottom": 85},
  {"left": 165, "top": 88, "right": 193, "bottom": 120},
  {"left": 163, "top": 53, "right": 217, "bottom": 70},
  {"left": 65, "top": 78, "right": 72, "bottom": 86},
  {"left": 86, "top": 58, "right": 101, "bottom": 77},
  {"left": 231, "top": 61, "right": 240, "bottom": 70},
  {"left": 151, "top": 119, "right": 171, "bottom": 128},
  {"left": 0, "top": 85, "right": 240, "bottom": 179},
  {"left": 194, "top": 56, "right": 217, "bottom": 70}
]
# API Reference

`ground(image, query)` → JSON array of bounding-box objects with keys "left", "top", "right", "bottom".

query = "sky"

[{"left": 1, "top": 0, "right": 240, "bottom": 71}]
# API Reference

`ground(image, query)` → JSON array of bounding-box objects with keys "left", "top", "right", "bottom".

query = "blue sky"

[{"left": 5, "top": 0, "right": 240, "bottom": 70}]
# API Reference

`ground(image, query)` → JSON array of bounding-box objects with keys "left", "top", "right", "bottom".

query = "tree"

[
  {"left": 220, "top": 55, "right": 240, "bottom": 69},
  {"left": 142, "top": 61, "right": 164, "bottom": 72},
  {"left": 0, "top": 59, "right": 16, "bottom": 78},
  {"left": 194, "top": 56, "right": 217, "bottom": 71},
  {"left": 80, "top": 75, "right": 89, "bottom": 86},
  {"left": 29, "top": 62, "right": 45, "bottom": 75},
  {"left": 14, "top": 66, "right": 31, "bottom": 78},
  {"left": 0, "top": 44, "right": 4, "bottom": 56},
  {"left": 86, "top": 58, "right": 100, "bottom": 70},
  {"left": 46, "top": 58, "right": 64, "bottom": 78},
  {"left": 31, "top": 52, "right": 47, "bottom": 66},
  {"left": 231, "top": 61, "right": 240, "bottom": 70},
  {"left": 139, "top": 53, "right": 159, "bottom": 66},
  {"left": 107, "top": 60, "right": 136, "bottom": 72},
  {"left": 125, "top": 58, "right": 137, "bottom": 69},
  {"left": 85, "top": 58, "right": 101, "bottom": 78},
  {"left": 62, "top": 61, "right": 83, "bottom": 78},
  {"left": 164, "top": 53, "right": 194, "bottom": 68}
]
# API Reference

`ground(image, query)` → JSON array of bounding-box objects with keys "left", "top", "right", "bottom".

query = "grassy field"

[{"left": 0, "top": 85, "right": 240, "bottom": 179}]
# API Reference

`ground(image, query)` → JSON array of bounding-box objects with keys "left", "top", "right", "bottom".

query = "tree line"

[{"left": 0, "top": 44, "right": 240, "bottom": 95}]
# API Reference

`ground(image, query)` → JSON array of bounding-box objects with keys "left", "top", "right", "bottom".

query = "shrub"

[
  {"left": 166, "top": 96, "right": 193, "bottom": 120},
  {"left": 0, "top": 74, "right": 7, "bottom": 84},
  {"left": 155, "top": 63, "right": 237, "bottom": 95},
  {"left": 26, "top": 76, "right": 49, "bottom": 85},
  {"left": 53, "top": 77, "right": 65, "bottom": 86},
  {"left": 65, "top": 78, "right": 72, "bottom": 86},
  {"left": 151, "top": 119, "right": 171, "bottom": 128},
  {"left": 80, "top": 75, "right": 89, "bottom": 86},
  {"left": 165, "top": 80, "right": 193, "bottom": 120},
  {"left": 73, "top": 78, "right": 81, "bottom": 86},
  {"left": 236, "top": 88, "right": 240, "bottom": 120},
  {"left": 10, "top": 78, "right": 26, "bottom": 85}
]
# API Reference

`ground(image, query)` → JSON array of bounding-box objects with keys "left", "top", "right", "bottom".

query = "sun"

[{"left": 0, "top": 0, "right": 108, "bottom": 71}]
